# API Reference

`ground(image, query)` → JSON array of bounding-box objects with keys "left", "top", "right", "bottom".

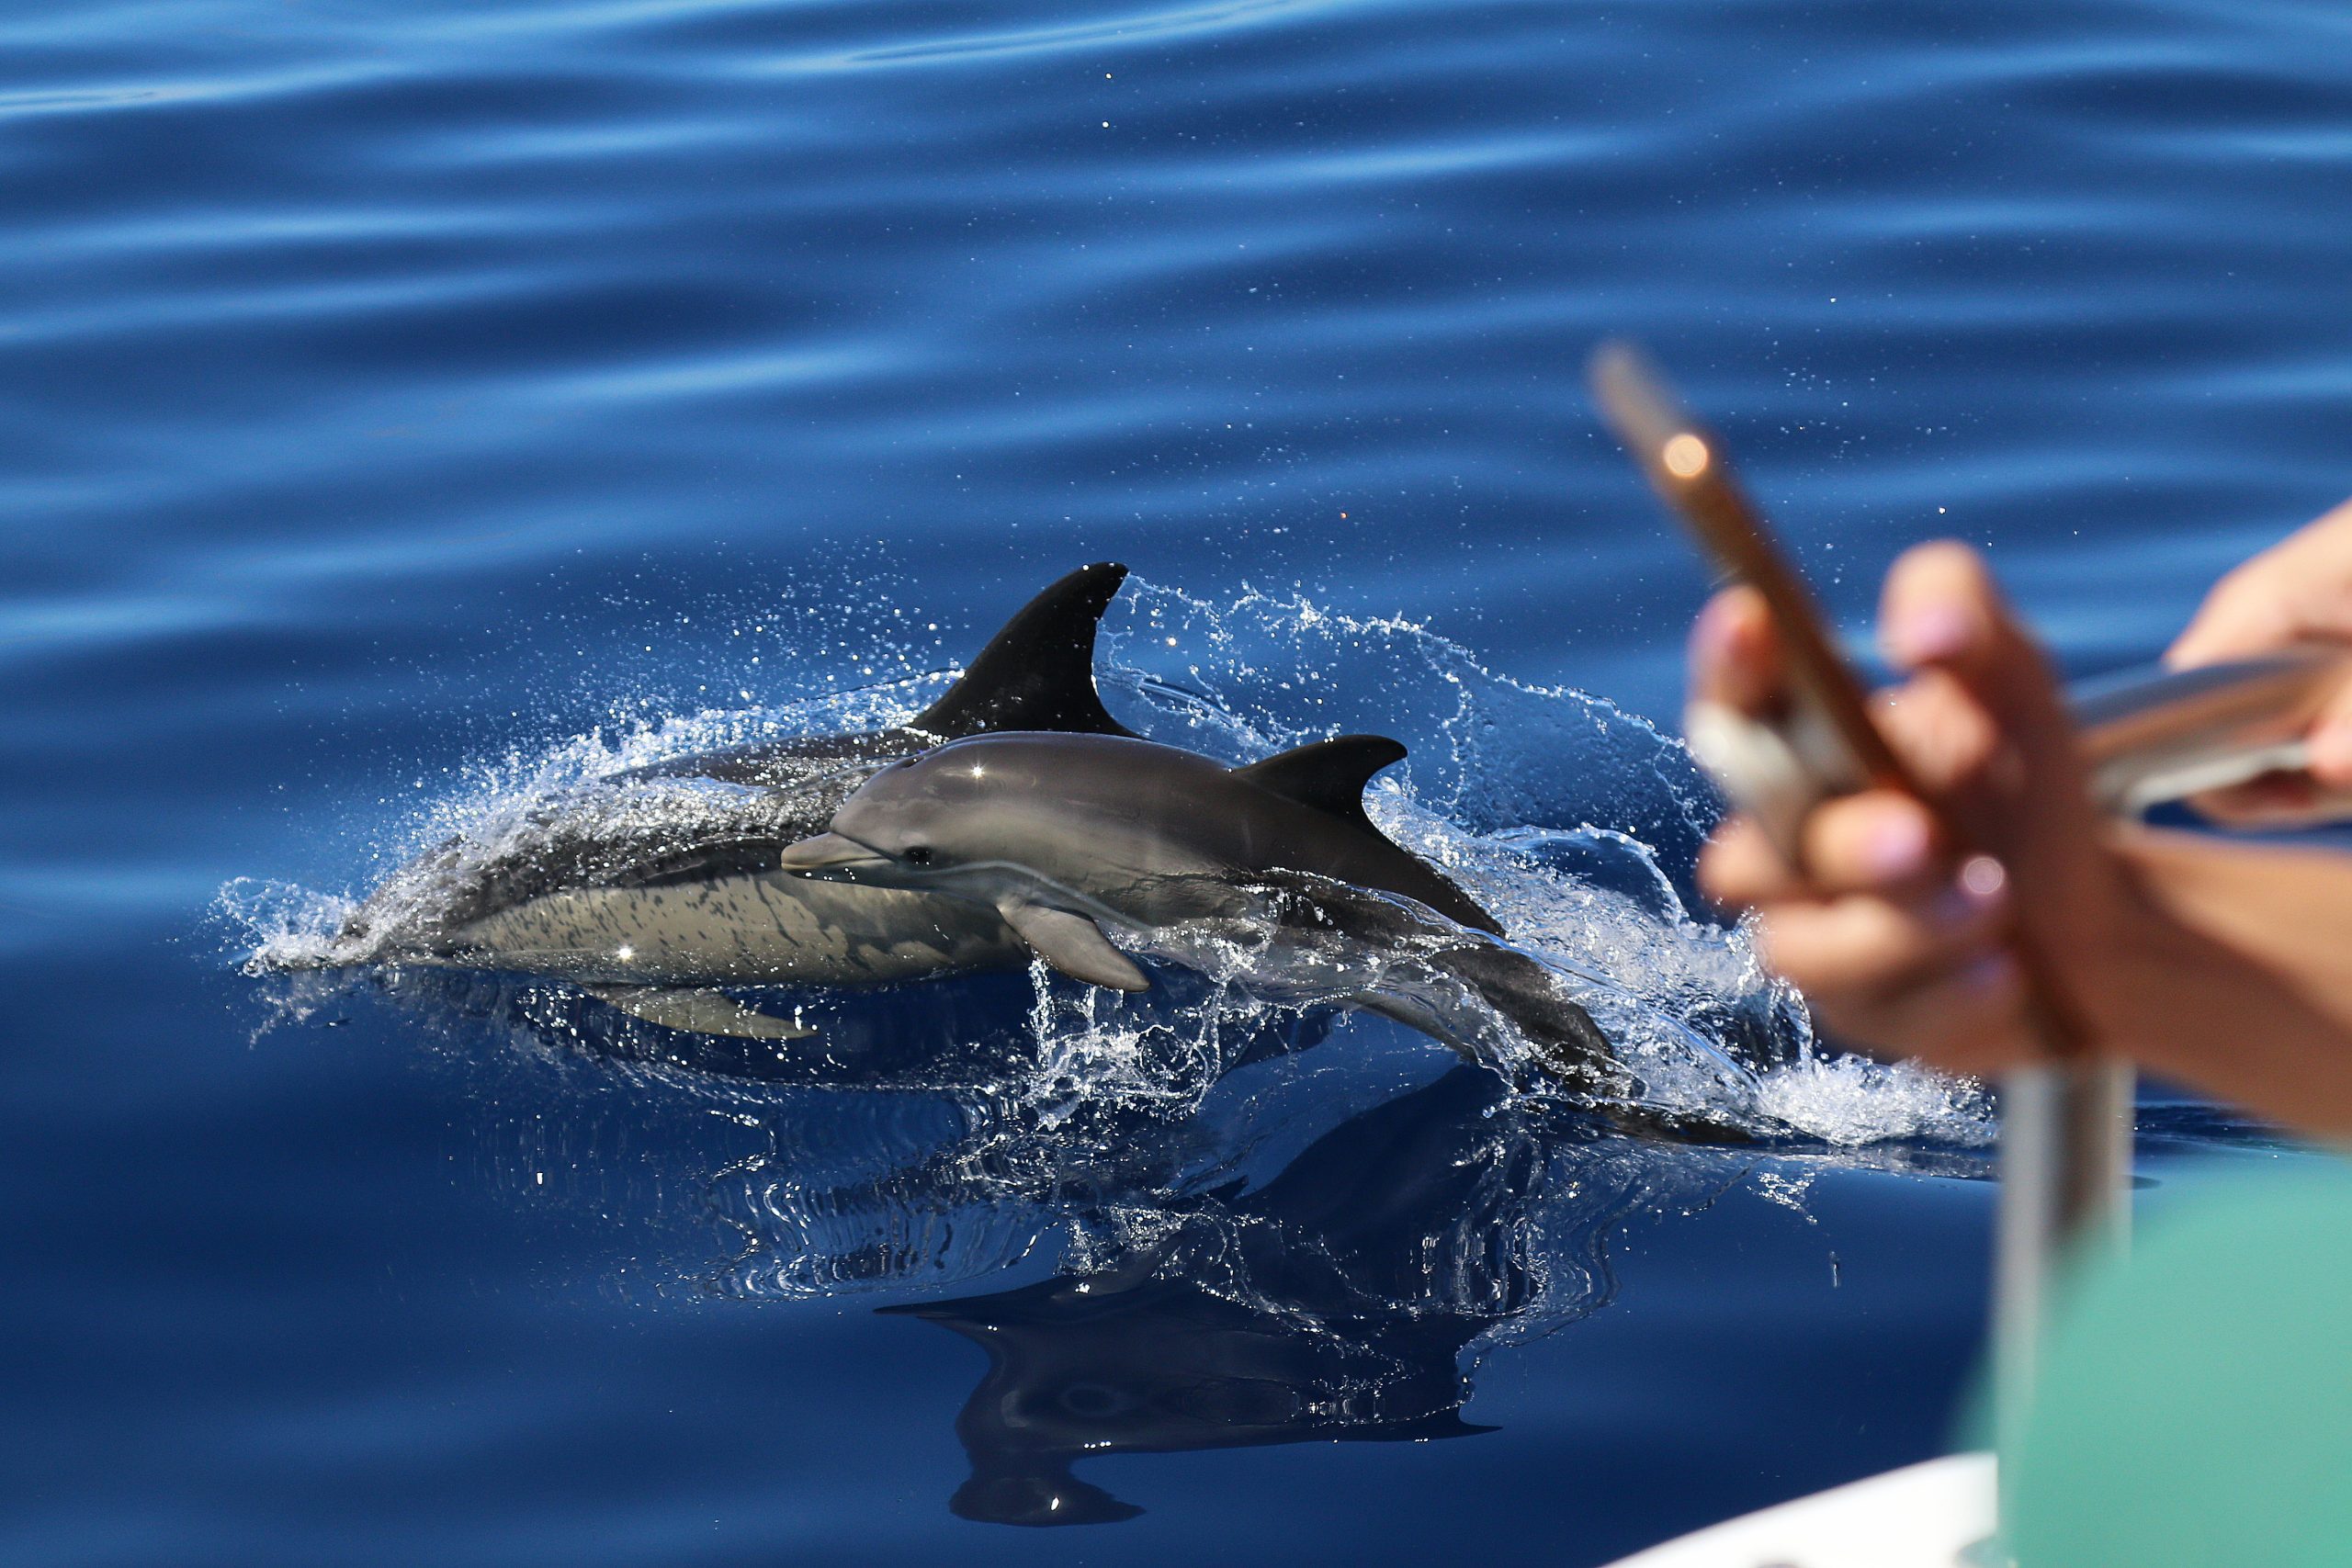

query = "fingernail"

[
  {"left": 1690, "top": 595, "right": 1735, "bottom": 664},
  {"left": 1957, "top": 854, "right": 2007, "bottom": 901},
  {"left": 1888, "top": 602, "right": 1974, "bottom": 667},
  {"left": 1864, "top": 808, "right": 1931, "bottom": 881}
]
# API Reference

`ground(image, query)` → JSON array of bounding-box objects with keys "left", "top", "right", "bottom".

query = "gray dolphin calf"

[
  {"left": 316, "top": 565, "right": 1139, "bottom": 1040},
  {"left": 779, "top": 731, "right": 1621, "bottom": 1089}
]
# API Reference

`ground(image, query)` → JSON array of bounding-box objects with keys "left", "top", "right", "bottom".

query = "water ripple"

[{"left": 8, "top": 0, "right": 2351, "bottom": 1557}]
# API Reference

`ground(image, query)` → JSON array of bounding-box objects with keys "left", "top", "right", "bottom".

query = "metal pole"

[{"left": 1992, "top": 1060, "right": 2134, "bottom": 1545}]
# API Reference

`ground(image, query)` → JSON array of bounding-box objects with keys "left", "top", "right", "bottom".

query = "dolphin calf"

[
  {"left": 314, "top": 564, "right": 1139, "bottom": 1040},
  {"left": 779, "top": 731, "right": 1623, "bottom": 1089}
]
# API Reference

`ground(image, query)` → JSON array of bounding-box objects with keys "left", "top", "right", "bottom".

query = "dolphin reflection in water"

[{"left": 876, "top": 1066, "right": 1655, "bottom": 1527}]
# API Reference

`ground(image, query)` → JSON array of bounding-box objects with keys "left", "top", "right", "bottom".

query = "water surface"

[{"left": 6, "top": 0, "right": 2349, "bottom": 1562}]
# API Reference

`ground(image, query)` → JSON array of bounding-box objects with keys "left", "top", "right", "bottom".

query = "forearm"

[{"left": 2100, "top": 829, "right": 2352, "bottom": 1138}]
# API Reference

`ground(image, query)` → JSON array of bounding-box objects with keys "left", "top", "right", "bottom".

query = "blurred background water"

[{"left": 5, "top": 0, "right": 2349, "bottom": 1562}]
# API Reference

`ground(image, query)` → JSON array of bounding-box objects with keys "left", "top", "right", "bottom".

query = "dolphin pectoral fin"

[
  {"left": 999, "top": 903, "right": 1150, "bottom": 992},
  {"left": 585, "top": 986, "right": 817, "bottom": 1041}
]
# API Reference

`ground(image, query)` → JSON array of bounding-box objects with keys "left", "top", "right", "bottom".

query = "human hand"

[
  {"left": 1690, "top": 543, "right": 2157, "bottom": 1077},
  {"left": 2167, "top": 496, "right": 2352, "bottom": 818}
]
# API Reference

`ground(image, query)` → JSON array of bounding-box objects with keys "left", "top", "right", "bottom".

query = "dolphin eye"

[{"left": 901, "top": 845, "right": 933, "bottom": 865}]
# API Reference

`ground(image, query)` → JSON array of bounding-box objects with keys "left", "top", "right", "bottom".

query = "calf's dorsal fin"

[
  {"left": 911, "top": 562, "right": 1138, "bottom": 739},
  {"left": 1236, "top": 735, "right": 1507, "bottom": 935},
  {"left": 1233, "top": 735, "right": 1408, "bottom": 832}
]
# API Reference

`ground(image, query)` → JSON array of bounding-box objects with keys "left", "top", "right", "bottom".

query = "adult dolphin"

[
  {"left": 778, "top": 731, "right": 1624, "bottom": 1089},
  {"left": 315, "top": 565, "right": 1139, "bottom": 1040}
]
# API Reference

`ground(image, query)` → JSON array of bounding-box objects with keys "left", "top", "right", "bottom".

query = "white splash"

[{"left": 1753, "top": 1052, "right": 1995, "bottom": 1148}]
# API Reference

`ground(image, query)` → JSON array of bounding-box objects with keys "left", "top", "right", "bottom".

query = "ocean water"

[{"left": 6, "top": 1, "right": 2348, "bottom": 1562}]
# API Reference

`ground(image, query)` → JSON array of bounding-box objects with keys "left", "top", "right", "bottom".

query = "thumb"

[
  {"left": 2165, "top": 566, "right": 2294, "bottom": 669},
  {"left": 2306, "top": 682, "right": 2352, "bottom": 789}
]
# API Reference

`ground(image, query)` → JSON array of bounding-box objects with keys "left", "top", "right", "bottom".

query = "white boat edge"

[{"left": 1596, "top": 1451, "right": 1996, "bottom": 1568}]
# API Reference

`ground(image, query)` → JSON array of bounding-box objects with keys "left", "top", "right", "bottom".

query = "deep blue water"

[{"left": 6, "top": 1, "right": 2350, "bottom": 1562}]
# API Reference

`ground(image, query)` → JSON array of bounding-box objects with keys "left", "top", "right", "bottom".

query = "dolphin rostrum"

[
  {"left": 311, "top": 565, "right": 1139, "bottom": 1041},
  {"left": 779, "top": 731, "right": 1622, "bottom": 1089}
]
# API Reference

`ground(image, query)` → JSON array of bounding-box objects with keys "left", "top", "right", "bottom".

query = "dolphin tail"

[
  {"left": 910, "top": 563, "right": 1138, "bottom": 739},
  {"left": 1388, "top": 956, "right": 1753, "bottom": 1144},
  {"left": 1429, "top": 942, "right": 1615, "bottom": 1085}
]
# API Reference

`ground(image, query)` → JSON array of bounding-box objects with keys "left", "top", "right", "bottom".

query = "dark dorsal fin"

[
  {"left": 1236, "top": 735, "right": 1505, "bottom": 935},
  {"left": 910, "top": 562, "right": 1138, "bottom": 739},
  {"left": 1232, "top": 735, "right": 1408, "bottom": 832}
]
